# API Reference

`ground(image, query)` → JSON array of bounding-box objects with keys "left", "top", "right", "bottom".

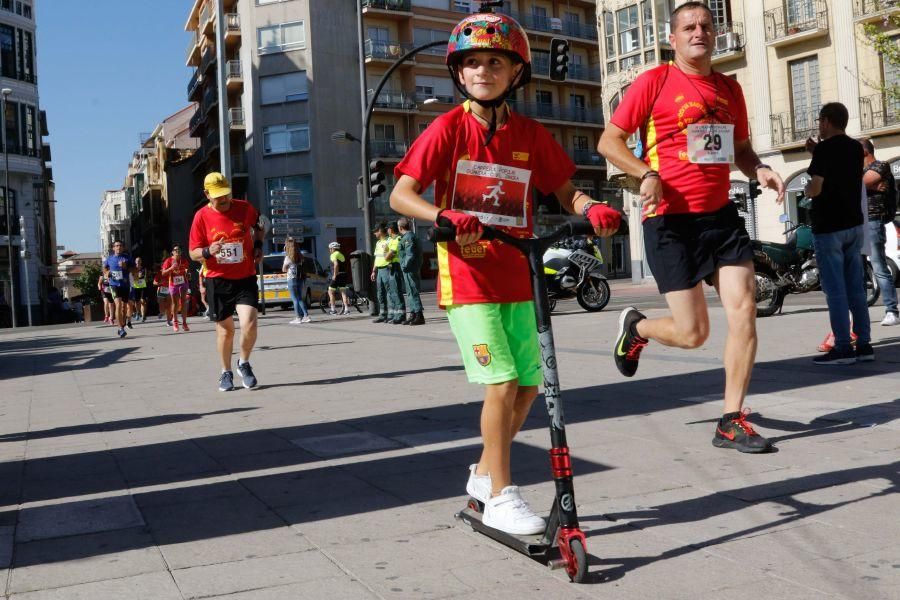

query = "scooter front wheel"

[{"left": 566, "top": 538, "right": 588, "bottom": 583}]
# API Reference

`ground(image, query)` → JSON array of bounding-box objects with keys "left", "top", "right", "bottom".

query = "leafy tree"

[
  {"left": 862, "top": 15, "right": 900, "bottom": 103},
  {"left": 73, "top": 263, "right": 102, "bottom": 304}
]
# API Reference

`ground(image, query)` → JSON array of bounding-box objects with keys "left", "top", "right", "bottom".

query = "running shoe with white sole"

[
  {"left": 218, "top": 370, "right": 234, "bottom": 392},
  {"left": 300, "top": 316, "right": 311, "bottom": 323},
  {"left": 482, "top": 486, "right": 545, "bottom": 535},
  {"left": 237, "top": 361, "right": 258, "bottom": 389},
  {"left": 613, "top": 307, "right": 648, "bottom": 377}
]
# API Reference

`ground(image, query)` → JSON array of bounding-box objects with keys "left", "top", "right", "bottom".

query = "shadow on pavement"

[
  {"left": 0, "top": 346, "right": 139, "bottom": 380},
  {"left": 258, "top": 364, "right": 465, "bottom": 388},
  {"left": 2, "top": 344, "right": 897, "bottom": 573}
]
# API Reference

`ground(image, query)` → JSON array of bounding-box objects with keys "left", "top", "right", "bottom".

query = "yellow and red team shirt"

[
  {"left": 610, "top": 63, "right": 750, "bottom": 217},
  {"left": 395, "top": 101, "right": 575, "bottom": 307},
  {"left": 189, "top": 199, "right": 259, "bottom": 280}
]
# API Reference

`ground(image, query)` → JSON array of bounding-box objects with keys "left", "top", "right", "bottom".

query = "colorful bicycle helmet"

[{"left": 446, "top": 12, "right": 531, "bottom": 90}]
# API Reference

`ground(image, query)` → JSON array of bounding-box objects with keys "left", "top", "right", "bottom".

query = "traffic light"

[
  {"left": 369, "top": 159, "right": 386, "bottom": 198},
  {"left": 748, "top": 179, "right": 761, "bottom": 200},
  {"left": 549, "top": 37, "right": 569, "bottom": 82}
]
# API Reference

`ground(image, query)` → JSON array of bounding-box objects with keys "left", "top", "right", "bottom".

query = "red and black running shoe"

[
  {"left": 613, "top": 307, "right": 648, "bottom": 377},
  {"left": 713, "top": 408, "right": 772, "bottom": 453}
]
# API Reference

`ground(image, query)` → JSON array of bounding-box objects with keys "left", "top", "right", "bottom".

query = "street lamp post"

[{"left": 1, "top": 87, "right": 15, "bottom": 328}]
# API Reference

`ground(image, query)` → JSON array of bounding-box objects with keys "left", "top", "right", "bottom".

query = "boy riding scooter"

[{"left": 390, "top": 9, "right": 620, "bottom": 536}]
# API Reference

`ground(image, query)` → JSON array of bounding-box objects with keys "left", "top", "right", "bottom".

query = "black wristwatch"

[{"left": 754, "top": 163, "right": 772, "bottom": 172}]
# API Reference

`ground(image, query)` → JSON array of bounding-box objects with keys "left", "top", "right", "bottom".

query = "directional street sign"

[{"left": 272, "top": 218, "right": 306, "bottom": 224}]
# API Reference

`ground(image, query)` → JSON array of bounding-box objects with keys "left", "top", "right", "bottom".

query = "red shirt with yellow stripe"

[
  {"left": 395, "top": 101, "right": 575, "bottom": 307},
  {"left": 189, "top": 199, "right": 259, "bottom": 280},
  {"left": 610, "top": 63, "right": 749, "bottom": 216}
]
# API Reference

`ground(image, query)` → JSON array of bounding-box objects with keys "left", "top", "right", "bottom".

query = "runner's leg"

[
  {"left": 636, "top": 284, "right": 710, "bottom": 348},
  {"left": 711, "top": 262, "right": 757, "bottom": 414},
  {"left": 216, "top": 316, "right": 235, "bottom": 371},
  {"left": 235, "top": 303, "right": 258, "bottom": 362}
]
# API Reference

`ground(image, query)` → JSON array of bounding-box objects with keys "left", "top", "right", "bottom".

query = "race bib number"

[
  {"left": 110, "top": 270, "right": 123, "bottom": 281},
  {"left": 173, "top": 275, "right": 185, "bottom": 285},
  {"left": 451, "top": 160, "right": 531, "bottom": 228},
  {"left": 687, "top": 123, "right": 734, "bottom": 164},
  {"left": 134, "top": 278, "right": 146, "bottom": 288},
  {"left": 217, "top": 242, "right": 244, "bottom": 264}
]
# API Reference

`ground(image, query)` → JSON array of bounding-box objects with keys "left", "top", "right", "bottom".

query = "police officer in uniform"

[
  {"left": 386, "top": 221, "right": 405, "bottom": 323},
  {"left": 397, "top": 217, "right": 425, "bottom": 325},
  {"left": 370, "top": 223, "right": 403, "bottom": 323}
]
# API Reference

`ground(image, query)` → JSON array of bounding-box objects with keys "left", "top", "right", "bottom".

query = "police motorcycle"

[
  {"left": 754, "top": 213, "right": 879, "bottom": 317},
  {"left": 542, "top": 237, "right": 611, "bottom": 313}
]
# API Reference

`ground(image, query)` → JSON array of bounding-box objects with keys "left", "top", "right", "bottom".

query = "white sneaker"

[
  {"left": 482, "top": 486, "right": 545, "bottom": 535},
  {"left": 289, "top": 318, "right": 303, "bottom": 324},
  {"left": 465, "top": 464, "right": 491, "bottom": 504},
  {"left": 881, "top": 312, "right": 900, "bottom": 326},
  {"left": 300, "top": 316, "right": 311, "bottom": 323}
]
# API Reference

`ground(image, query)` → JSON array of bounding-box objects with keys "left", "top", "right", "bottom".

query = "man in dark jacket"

[{"left": 397, "top": 217, "right": 425, "bottom": 325}]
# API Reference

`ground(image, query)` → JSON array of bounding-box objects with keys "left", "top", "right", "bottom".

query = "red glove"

[
  {"left": 437, "top": 209, "right": 483, "bottom": 238},
  {"left": 586, "top": 203, "right": 621, "bottom": 232}
]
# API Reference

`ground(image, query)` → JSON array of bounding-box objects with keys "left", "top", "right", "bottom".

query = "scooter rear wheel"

[{"left": 567, "top": 538, "right": 588, "bottom": 583}]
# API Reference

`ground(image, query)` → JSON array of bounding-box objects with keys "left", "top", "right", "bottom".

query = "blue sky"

[{"left": 37, "top": 1, "right": 192, "bottom": 254}]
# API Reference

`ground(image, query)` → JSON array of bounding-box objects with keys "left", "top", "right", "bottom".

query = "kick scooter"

[{"left": 430, "top": 219, "right": 595, "bottom": 583}]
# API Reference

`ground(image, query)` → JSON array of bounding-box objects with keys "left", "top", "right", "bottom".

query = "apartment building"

[
  {"left": 184, "top": 0, "right": 362, "bottom": 260},
  {"left": 0, "top": 0, "right": 55, "bottom": 324},
  {"left": 99, "top": 189, "right": 129, "bottom": 256},
  {"left": 598, "top": 0, "right": 900, "bottom": 280},
  {"left": 363, "top": 0, "right": 631, "bottom": 276}
]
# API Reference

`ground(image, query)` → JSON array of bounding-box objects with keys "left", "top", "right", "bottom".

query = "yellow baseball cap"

[{"left": 203, "top": 172, "right": 231, "bottom": 198}]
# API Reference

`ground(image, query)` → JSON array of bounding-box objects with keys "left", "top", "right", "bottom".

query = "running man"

[
  {"left": 189, "top": 172, "right": 263, "bottom": 391},
  {"left": 598, "top": 1, "right": 785, "bottom": 453},
  {"left": 104, "top": 241, "right": 132, "bottom": 338},
  {"left": 130, "top": 257, "right": 149, "bottom": 322}
]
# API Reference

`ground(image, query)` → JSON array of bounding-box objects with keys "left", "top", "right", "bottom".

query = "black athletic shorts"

[
  {"left": 110, "top": 285, "right": 130, "bottom": 301},
  {"left": 643, "top": 202, "right": 753, "bottom": 294},
  {"left": 132, "top": 288, "right": 147, "bottom": 301},
  {"left": 329, "top": 272, "right": 348, "bottom": 290},
  {"left": 206, "top": 276, "right": 259, "bottom": 322}
]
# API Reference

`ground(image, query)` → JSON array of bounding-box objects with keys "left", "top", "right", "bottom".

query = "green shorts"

[{"left": 446, "top": 301, "right": 542, "bottom": 386}]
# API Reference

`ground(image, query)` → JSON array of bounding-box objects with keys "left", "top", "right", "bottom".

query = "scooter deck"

[{"left": 455, "top": 505, "right": 554, "bottom": 562}]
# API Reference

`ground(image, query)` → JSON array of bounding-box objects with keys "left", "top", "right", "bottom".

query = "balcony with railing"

[
  {"left": 201, "top": 46, "right": 216, "bottom": 74},
  {"left": 859, "top": 93, "right": 900, "bottom": 131},
  {"left": 770, "top": 107, "right": 820, "bottom": 148},
  {"left": 228, "top": 107, "right": 245, "bottom": 129},
  {"left": 854, "top": 0, "right": 900, "bottom": 22},
  {"left": 516, "top": 102, "right": 604, "bottom": 125},
  {"left": 203, "top": 86, "right": 219, "bottom": 114},
  {"left": 369, "top": 90, "right": 417, "bottom": 111},
  {"left": 226, "top": 60, "right": 242, "bottom": 90},
  {"left": 560, "top": 19, "right": 599, "bottom": 41},
  {"left": 189, "top": 109, "right": 205, "bottom": 136},
  {"left": 192, "top": 145, "right": 206, "bottom": 171},
  {"left": 361, "top": 0, "right": 412, "bottom": 15},
  {"left": 365, "top": 39, "right": 415, "bottom": 62},
  {"left": 370, "top": 139, "right": 408, "bottom": 159},
  {"left": 572, "top": 149, "right": 604, "bottom": 167},
  {"left": 764, "top": 0, "right": 828, "bottom": 46},
  {"left": 205, "top": 129, "right": 220, "bottom": 153},
  {"left": 200, "top": 1, "right": 214, "bottom": 36},
  {"left": 187, "top": 69, "right": 203, "bottom": 101},
  {"left": 711, "top": 22, "right": 745, "bottom": 63},
  {"left": 186, "top": 32, "right": 201, "bottom": 66},
  {"left": 531, "top": 56, "right": 601, "bottom": 83},
  {"left": 225, "top": 13, "right": 240, "bottom": 42},
  {"left": 414, "top": 92, "right": 455, "bottom": 105}
]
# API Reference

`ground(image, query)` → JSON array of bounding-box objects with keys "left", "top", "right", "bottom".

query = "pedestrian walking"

[
  {"left": 597, "top": 1, "right": 785, "bottom": 453},
  {"left": 860, "top": 137, "right": 899, "bottom": 327},
  {"left": 387, "top": 221, "right": 406, "bottom": 322},
  {"left": 370, "top": 223, "right": 403, "bottom": 323},
  {"left": 104, "top": 241, "right": 133, "bottom": 338},
  {"left": 397, "top": 217, "right": 425, "bottom": 325},
  {"left": 283, "top": 237, "right": 311, "bottom": 323},
  {"left": 390, "top": 10, "right": 620, "bottom": 534},
  {"left": 189, "top": 172, "right": 263, "bottom": 391},
  {"left": 803, "top": 103, "right": 873, "bottom": 364}
]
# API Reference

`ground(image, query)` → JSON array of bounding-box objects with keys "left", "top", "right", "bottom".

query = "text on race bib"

[
  {"left": 172, "top": 275, "right": 186, "bottom": 285},
  {"left": 451, "top": 160, "right": 532, "bottom": 228},
  {"left": 217, "top": 242, "right": 244, "bottom": 264},
  {"left": 110, "top": 270, "right": 123, "bottom": 281},
  {"left": 687, "top": 124, "right": 735, "bottom": 164}
]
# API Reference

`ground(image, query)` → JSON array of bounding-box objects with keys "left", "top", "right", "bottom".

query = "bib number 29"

[{"left": 703, "top": 133, "right": 722, "bottom": 152}]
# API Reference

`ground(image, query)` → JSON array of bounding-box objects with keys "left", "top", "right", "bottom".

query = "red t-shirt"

[
  {"left": 395, "top": 102, "right": 575, "bottom": 307},
  {"left": 161, "top": 257, "right": 188, "bottom": 287},
  {"left": 189, "top": 199, "right": 259, "bottom": 279},
  {"left": 610, "top": 63, "right": 749, "bottom": 216}
]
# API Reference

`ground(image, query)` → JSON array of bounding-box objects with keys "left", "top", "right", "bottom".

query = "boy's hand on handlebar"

[
  {"left": 585, "top": 203, "right": 621, "bottom": 238},
  {"left": 437, "top": 210, "right": 483, "bottom": 246}
]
